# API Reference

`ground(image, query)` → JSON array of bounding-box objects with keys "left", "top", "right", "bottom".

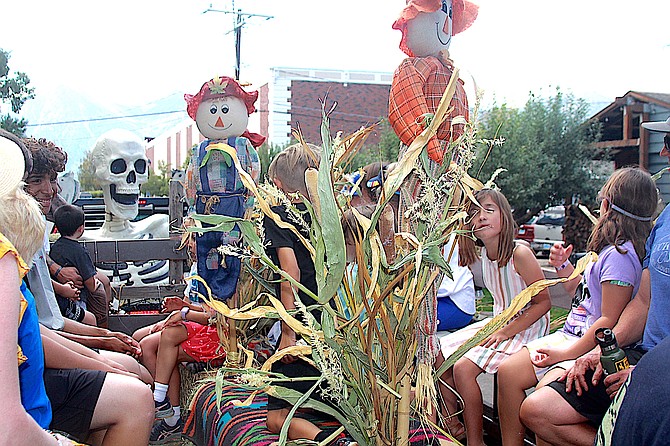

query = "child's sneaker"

[
  {"left": 154, "top": 396, "right": 174, "bottom": 419},
  {"left": 149, "top": 418, "right": 184, "bottom": 445},
  {"left": 332, "top": 437, "right": 358, "bottom": 446}
]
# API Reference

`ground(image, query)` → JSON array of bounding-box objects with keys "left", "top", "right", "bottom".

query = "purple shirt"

[{"left": 563, "top": 241, "right": 642, "bottom": 338}]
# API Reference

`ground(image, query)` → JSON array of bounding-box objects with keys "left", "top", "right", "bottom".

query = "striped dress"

[{"left": 439, "top": 246, "right": 550, "bottom": 373}]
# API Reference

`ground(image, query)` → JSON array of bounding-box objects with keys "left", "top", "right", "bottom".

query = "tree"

[
  {"left": 142, "top": 160, "right": 170, "bottom": 197},
  {"left": 350, "top": 118, "right": 400, "bottom": 169},
  {"left": 0, "top": 49, "right": 34, "bottom": 135},
  {"left": 77, "top": 150, "right": 103, "bottom": 192},
  {"left": 474, "top": 88, "right": 603, "bottom": 223},
  {"left": 257, "top": 141, "right": 286, "bottom": 181}
]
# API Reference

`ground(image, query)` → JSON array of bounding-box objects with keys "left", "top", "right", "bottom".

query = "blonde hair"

[
  {"left": 0, "top": 186, "right": 45, "bottom": 265},
  {"left": 267, "top": 143, "right": 321, "bottom": 197},
  {"left": 589, "top": 167, "right": 657, "bottom": 262}
]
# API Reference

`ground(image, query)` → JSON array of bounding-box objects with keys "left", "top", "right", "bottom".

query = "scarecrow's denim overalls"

[{"left": 193, "top": 136, "right": 259, "bottom": 301}]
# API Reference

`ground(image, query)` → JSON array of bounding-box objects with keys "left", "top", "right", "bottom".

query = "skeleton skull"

[{"left": 91, "top": 129, "right": 148, "bottom": 220}]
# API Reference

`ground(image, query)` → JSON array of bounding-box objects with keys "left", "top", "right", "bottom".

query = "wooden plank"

[
  {"left": 592, "top": 138, "right": 640, "bottom": 149},
  {"left": 640, "top": 112, "right": 650, "bottom": 170},
  {"left": 112, "top": 283, "right": 186, "bottom": 301},
  {"left": 80, "top": 237, "right": 187, "bottom": 263},
  {"left": 623, "top": 105, "right": 632, "bottom": 140},
  {"left": 169, "top": 179, "right": 187, "bottom": 283}
]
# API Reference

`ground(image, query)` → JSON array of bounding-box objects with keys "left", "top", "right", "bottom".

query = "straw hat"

[
  {"left": 641, "top": 116, "right": 670, "bottom": 133},
  {"left": 393, "top": 0, "right": 479, "bottom": 36},
  {"left": 0, "top": 134, "right": 26, "bottom": 198}
]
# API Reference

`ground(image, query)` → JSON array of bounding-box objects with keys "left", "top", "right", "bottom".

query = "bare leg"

[
  {"left": 82, "top": 309, "right": 97, "bottom": 326},
  {"left": 138, "top": 332, "right": 161, "bottom": 378},
  {"left": 267, "top": 408, "right": 322, "bottom": 440},
  {"left": 133, "top": 323, "right": 159, "bottom": 342},
  {"left": 497, "top": 348, "right": 538, "bottom": 446},
  {"left": 435, "top": 352, "right": 464, "bottom": 437},
  {"left": 155, "top": 325, "right": 189, "bottom": 385},
  {"left": 168, "top": 366, "right": 181, "bottom": 407},
  {"left": 521, "top": 386, "right": 596, "bottom": 446},
  {"left": 536, "top": 367, "right": 566, "bottom": 389},
  {"left": 99, "top": 350, "right": 153, "bottom": 385},
  {"left": 453, "top": 358, "right": 485, "bottom": 446},
  {"left": 87, "top": 373, "right": 154, "bottom": 446},
  {"left": 88, "top": 274, "right": 110, "bottom": 328}
]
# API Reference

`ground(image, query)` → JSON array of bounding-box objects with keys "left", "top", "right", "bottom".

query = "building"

[
  {"left": 591, "top": 91, "right": 670, "bottom": 201},
  {"left": 145, "top": 121, "right": 203, "bottom": 173},
  {"left": 259, "top": 67, "right": 393, "bottom": 146},
  {"left": 145, "top": 67, "right": 394, "bottom": 172}
]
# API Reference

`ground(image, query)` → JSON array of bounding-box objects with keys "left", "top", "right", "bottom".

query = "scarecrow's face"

[
  {"left": 195, "top": 96, "right": 249, "bottom": 141},
  {"left": 405, "top": 0, "right": 453, "bottom": 57}
]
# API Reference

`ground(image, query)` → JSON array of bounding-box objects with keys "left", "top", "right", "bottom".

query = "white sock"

[
  {"left": 153, "top": 383, "right": 169, "bottom": 403},
  {"left": 165, "top": 406, "right": 181, "bottom": 426}
]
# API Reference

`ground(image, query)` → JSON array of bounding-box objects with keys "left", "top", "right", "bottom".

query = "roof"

[{"left": 591, "top": 91, "right": 670, "bottom": 120}]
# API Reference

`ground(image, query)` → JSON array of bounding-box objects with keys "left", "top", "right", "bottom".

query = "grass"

[{"left": 476, "top": 289, "right": 570, "bottom": 333}]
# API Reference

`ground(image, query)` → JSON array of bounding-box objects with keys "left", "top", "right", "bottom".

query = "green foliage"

[
  {"left": 0, "top": 49, "right": 34, "bottom": 135},
  {"left": 77, "top": 150, "right": 103, "bottom": 192},
  {"left": 350, "top": 118, "right": 400, "bottom": 169},
  {"left": 142, "top": 160, "right": 170, "bottom": 196},
  {"left": 257, "top": 141, "right": 286, "bottom": 181},
  {"left": 474, "top": 87, "right": 604, "bottom": 223}
]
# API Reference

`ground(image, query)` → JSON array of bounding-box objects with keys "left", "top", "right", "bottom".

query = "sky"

[{"left": 1, "top": 0, "right": 669, "bottom": 167}]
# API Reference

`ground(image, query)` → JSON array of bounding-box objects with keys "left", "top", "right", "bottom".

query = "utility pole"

[{"left": 203, "top": 2, "right": 274, "bottom": 81}]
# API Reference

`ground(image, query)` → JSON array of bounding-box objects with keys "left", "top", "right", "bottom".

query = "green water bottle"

[{"left": 595, "top": 328, "right": 629, "bottom": 375}]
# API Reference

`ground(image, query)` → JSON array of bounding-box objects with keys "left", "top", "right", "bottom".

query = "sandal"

[{"left": 444, "top": 419, "right": 466, "bottom": 442}]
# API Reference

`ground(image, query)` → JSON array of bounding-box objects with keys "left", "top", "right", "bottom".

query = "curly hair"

[{"left": 22, "top": 137, "right": 67, "bottom": 178}]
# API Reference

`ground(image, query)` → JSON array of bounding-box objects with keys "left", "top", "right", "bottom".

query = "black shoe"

[
  {"left": 332, "top": 437, "right": 358, "bottom": 446},
  {"left": 149, "top": 417, "right": 183, "bottom": 445},
  {"left": 154, "top": 396, "right": 174, "bottom": 419}
]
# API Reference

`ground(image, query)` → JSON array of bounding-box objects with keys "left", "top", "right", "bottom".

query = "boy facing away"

[
  {"left": 263, "top": 143, "right": 356, "bottom": 446},
  {"left": 51, "top": 204, "right": 102, "bottom": 326}
]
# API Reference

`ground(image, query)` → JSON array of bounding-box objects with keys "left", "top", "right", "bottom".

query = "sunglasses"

[{"left": 665, "top": 135, "right": 670, "bottom": 148}]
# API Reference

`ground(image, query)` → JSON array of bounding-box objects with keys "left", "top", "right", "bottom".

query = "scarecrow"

[
  {"left": 389, "top": 0, "right": 477, "bottom": 166},
  {"left": 185, "top": 76, "right": 263, "bottom": 301},
  {"left": 388, "top": 0, "right": 479, "bottom": 406}
]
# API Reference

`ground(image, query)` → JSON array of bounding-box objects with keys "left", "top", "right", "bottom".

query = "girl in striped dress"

[{"left": 437, "top": 189, "right": 551, "bottom": 446}]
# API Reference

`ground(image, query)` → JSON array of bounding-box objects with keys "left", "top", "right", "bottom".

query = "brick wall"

[{"left": 289, "top": 81, "right": 391, "bottom": 145}]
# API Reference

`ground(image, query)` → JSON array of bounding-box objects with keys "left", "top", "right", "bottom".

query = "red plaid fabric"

[{"left": 389, "top": 55, "right": 469, "bottom": 164}]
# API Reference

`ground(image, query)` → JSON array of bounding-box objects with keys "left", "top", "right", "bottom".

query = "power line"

[
  {"left": 26, "top": 110, "right": 186, "bottom": 127},
  {"left": 203, "top": 3, "right": 274, "bottom": 80}
]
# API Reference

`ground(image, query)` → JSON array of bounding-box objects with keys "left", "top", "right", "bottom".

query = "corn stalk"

[{"left": 187, "top": 80, "right": 597, "bottom": 445}]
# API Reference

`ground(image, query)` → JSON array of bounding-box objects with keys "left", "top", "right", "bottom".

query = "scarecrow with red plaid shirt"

[
  {"left": 388, "top": 0, "right": 479, "bottom": 412},
  {"left": 389, "top": 0, "right": 477, "bottom": 166}
]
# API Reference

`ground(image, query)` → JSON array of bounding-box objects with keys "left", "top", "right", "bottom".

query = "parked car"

[
  {"left": 517, "top": 207, "right": 565, "bottom": 256},
  {"left": 73, "top": 196, "right": 175, "bottom": 230}
]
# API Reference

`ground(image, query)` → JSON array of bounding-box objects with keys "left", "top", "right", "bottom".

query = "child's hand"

[
  {"left": 149, "top": 311, "right": 182, "bottom": 334},
  {"left": 162, "top": 296, "right": 186, "bottom": 313},
  {"left": 62, "top": 282, "right": 81, "bottom": 301},
  {"left": 531, "top": 347, "right": 568, "bottom": 368},
  {"left": 481, "top": 329, "right": 511, "bottom": 349},
  {"left": 549, "top": 243, "right": 573, "bottom": 268}
]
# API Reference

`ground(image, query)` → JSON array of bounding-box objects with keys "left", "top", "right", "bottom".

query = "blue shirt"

[
  {"left": 641, "top": 204, "right": 670, "bottom": 351},
  {"left": 18, "top": 281, "right": 52, "bottom": 428}
]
